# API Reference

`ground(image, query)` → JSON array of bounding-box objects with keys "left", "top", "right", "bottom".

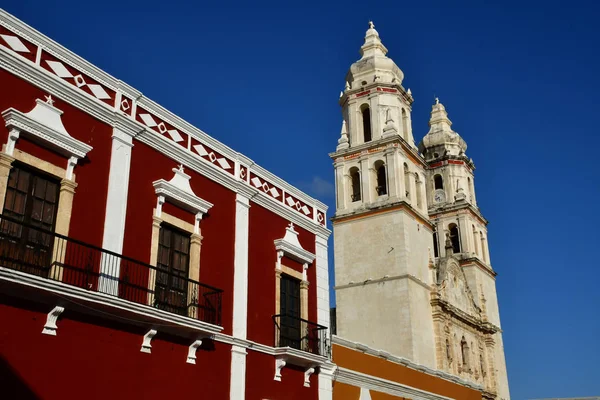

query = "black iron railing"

[
  {"left": 273, "top": 314, "right": 329, "bottom": 357},
  {"left": 0, "top": 214, "right": 222, "bottom": 326}
]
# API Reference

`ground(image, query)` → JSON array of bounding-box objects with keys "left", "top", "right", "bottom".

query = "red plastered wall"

[
  {"left": 245, "top": 350, "right": 317, "bottom": 399},
  {"left": 0, "top": 69, "right": 111, "bottom": 247},
  {"left": 122, "top": 140, "right": 235, "bottom": 333},
  {"left": 0, "top": 300, "right": 230, "bottom": 400},
  {"left": 247, "top": 203, "right": 317, "bottom": 345}
]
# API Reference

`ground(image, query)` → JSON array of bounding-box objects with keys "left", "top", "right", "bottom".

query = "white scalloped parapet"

[
  {"left": 153, "top": 166, "right": 214, "bottom": 216},
  {"left": 274, "top": 223, "right": 316, "bottom": 265},
  {"left": 2, "top": 99, "right": 92, "bottom": 159}
]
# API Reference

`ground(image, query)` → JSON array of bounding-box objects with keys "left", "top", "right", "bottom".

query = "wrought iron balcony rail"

[
  {"left": 272, "top": 314, "right": 329, "bottom": 357},
  {"left": 0, "top": 214, "right": 222, "bottom": 326}
]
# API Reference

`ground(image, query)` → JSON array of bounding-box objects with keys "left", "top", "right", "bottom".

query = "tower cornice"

[
  {"left": 331, "top": 199, "right": 434, "bottom": 230},
  {"left": 339, "top": 82, "right": 413, "bottom": 106}
]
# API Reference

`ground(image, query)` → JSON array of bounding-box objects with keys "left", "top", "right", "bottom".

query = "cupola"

[{"left": 418, "top": 98, "right": 467, "bottom": 161}]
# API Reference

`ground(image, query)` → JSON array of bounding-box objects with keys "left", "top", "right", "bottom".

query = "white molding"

[
  {"left": 304, "top": 367, "right": 315, "bottom": 387},
  {"left": 336, "top": 367, "right": 455, "bottom": 400},
  {"left": 230, "top": 344, "right": 247, "bottom": 400},
  {"left": 315, "top": 235, "right": 330, "bottom": 328},
  {"left": 41, "top": 305, "right": 64, "bottom": 336},
  {"left": 274, "top": 358, "right": 286, "bottom": 381},
  {"left": 0, "top": 9, "right": 329, "bottom": 225},
  {"left": 186, "top": 339, "right": 204, "bottom": 364},
  {"left": 274, "top": 223, "right": 316, "bottom": 265},
  {"left": 0, "top": 267, "right": 224, "bottom": 336},
  {"left": 141, "top": 329, "right": 157, "bottom": 353},
  {"left": 2, "top": 102, "right": 92, "bottom": 159},
  {"left": 153, "top": 166, "right": 213, "bottom": 217},
  {"left": 332, "top": 336, "right": 482, "bottom": 390}
]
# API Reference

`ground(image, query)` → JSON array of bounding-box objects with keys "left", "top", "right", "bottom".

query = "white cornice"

[
  {"left": 0, "top": 9, "right": 328, "bottom": 227},
  {"left": 332, "top": 336, "right": 483, "bottom": 391}
]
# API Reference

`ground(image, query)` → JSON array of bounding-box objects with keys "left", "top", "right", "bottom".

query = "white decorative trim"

[
  {"left": 41, "top": 305, "right": 64, "bottom": 336},
  {"left": 230, "top": 344, "right": 247, "bottom": 400},
  {"left": 0, "top": 267, "right": 223, "bottom": 336},
  {"left": 274, "top": 358, "right": 286, "bottom": 381},
  {"left": 315, "top": 235, "right": 330, "bottom": 329},
  {"left": 304, "top": 367, "right": 315, "bottom": 387},
  {"left": 153, "top": 166, "right": 213, "bottom": 225},
  {"left": 274, "top": 223, "right": 316, "bottom": 265},
  {"left": 141, "top": 329, "right": 157, "bottom": 353},
  {"left": 2, "top": 99, "right": 92, "bottom": 159},
  {"left": 186, "top": 339, "right": 203, "bottom": 364},
  {"left": 0, "top": 10, "right": 330, "bottom": 231},
  {"left": 332, "top": 335, "right": 483, "bottom": 390}
]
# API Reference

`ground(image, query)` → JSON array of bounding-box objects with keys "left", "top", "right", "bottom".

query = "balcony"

[
  {"left": 273, "top": 314, "right": 328, "bottom": 357},
  {"left": 0, "top": 214, "right": 223, "bottom": 327}
]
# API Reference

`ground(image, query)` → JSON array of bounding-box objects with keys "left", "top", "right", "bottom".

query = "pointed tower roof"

[
  {"left": 346, "top": 22, "right": 404, "bottom": 88},
  {"left": 418, "top": 98, "right": 467, "bottom": 159}
]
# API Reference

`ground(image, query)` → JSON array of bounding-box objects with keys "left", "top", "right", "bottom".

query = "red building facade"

[{"left": 0, "top": 9, "right": 333, "bottom": 400}]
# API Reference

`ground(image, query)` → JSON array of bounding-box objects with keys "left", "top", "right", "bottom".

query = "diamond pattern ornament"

[
  {"left": 0, "top": 34, "right": 29, "bottom": 53},
  {"left": 139, "top": 113, "right": 158, "bottom": 127},
  {"left": 74, "top": 74, "right": 86, "bottom": 88},
  {"left": 87, "top": 84, "right": 111, "bottom": 100},
  {"left": 167, "top": 129, "right": 184, "bottom": 143},
  {"left": 301, "top": 205, "right": 311, "bottom": 215},
  {"left": 286, "top": 196, "right": 296, "bottom": 207},
  {"left": 46, "top": 60, "right": 73, "bottom": 78},
  {"left": 251, "top": 177, "right": 262, "bottom": 188},
  {"left": 193, "top": 144, "right": 209, "bottom": 157},
  {"left": 216, "top": 158, "right": 231, "bottom": 170},
  {"left": 269, "top": 187, "right": 280, "bottom": 198}
]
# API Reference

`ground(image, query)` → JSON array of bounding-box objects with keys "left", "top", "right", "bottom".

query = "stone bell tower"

[
  {"left": 419, "top": 100, "right": 511, "bottom": 399},
  {"left": 331, "top": 22, "right": 437, "bottom": 368}
]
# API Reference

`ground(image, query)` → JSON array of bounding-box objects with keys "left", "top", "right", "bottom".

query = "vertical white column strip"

[
  {"left": 98, "top": 128, "right": 133, "bottom": 295},
  {"left": 315, "top": 233, "right": 333, "bottom": 400},
  {"left": 230, "top": 192, "right": 251, "bottom": 400}
]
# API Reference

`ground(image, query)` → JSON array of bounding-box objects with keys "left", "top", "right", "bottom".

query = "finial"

[
  {"left": 288, "top": 222, "right": 295, "bottom": 230},
  {"left": 407, "top": 88, "right": 412, "bottom": 96},
  {"left": 178, "top": 164, "right": 184, "bottom": 172},
  {"left": 44, "top": 95, "right": 55, "bottom": 106},
  {"left": 345, "top": 81, "right": 350, "bottom": 90},
  {"left": 435, "top": 97, "right": 440, "bottom": 105},
  {"left": 368, "top": 21, "right": 375, "bottom": 29}
]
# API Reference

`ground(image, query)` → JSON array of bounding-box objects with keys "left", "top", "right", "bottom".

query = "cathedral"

[{"left": 330, "top": 22, "right": 510, "bottom": 400}]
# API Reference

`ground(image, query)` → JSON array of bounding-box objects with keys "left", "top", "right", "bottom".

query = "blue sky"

[{"left": 4, "top": 0, "right": 599, "bottom": 398}]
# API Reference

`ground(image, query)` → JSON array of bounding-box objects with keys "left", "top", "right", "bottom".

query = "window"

[
  {"left": 155, "top": 224, "right": 191, "bottom": 316},
  {"left": 449, "top": 224, "right": 460, "bottom": 254},
  {"left": 434, "top": 174, "right": 444, "bottom": 190},
  {"left": 361, "top": 105, "right": 372, "bottom": 143},
  {"left": 375, "top": 161, "right": 387, "bottom": 196},
  {"left": 1, "top": 164, "right": 59, "bottom": 277},
  {"left": 472, "top": 225, "right": 479, "bottom": 256},
  {"left": 415, "top": 173, "right": 423, "bottom": 208},
  {"left": 433, "top": 231, "right": 439, "bottom": 258},
  {"left": 403, "top": 163, "right": 411, "bottom": 200},
  {"left": 350, "top": 167, "right": 361, "bottom": 202},
  {"left": 279, "top": 274, "right": 301, "bottom": 349},
  {"left": 402, "top": 109, "right": 409, "bottom": 141},
  {"left": 461, "top": 336, "right": 470, "bottom": 368}
]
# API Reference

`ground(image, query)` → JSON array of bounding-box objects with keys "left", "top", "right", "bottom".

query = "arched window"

[
  {"left": 472, "top": 225, "right": 479, "bottom": 256},
  {"left": 434, "top": 174, "right": 444, "bottom": 190},
  {"left": 403, "top": 163, "right": 411, "bottom": 200},
  {"left": 350, "top": 167, "right": 361, "bottom": 202},
  {"left": 449, "top": 224, "right": 460, "bottom": 254},
  {"left": 402, "top": 109, "right": 409, "bottom": 141},
  {"left": 361, "top": 105, "right": 372, "bottom": 143},
  {"left": 461, "top": 337, "right": 469, "bottom": 368},
  {"left": 480, "top": 354, "right": 486, "bottom": 377},
  {"left": 480, "top": 232, "right": 487, "bottom": 263},
  {"left": 468, "top": 177, "right": 474, "bottom": 202},
  {"left": 433, "top": 231, "right": 439, "bottom": 258},
  {"left": 415, "top": 173, "right": 423, "bottom": 208},
  {"left": 375, "top": 161, "right": 387, "bottom": 196}
]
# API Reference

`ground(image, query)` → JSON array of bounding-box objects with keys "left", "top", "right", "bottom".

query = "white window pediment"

[
  {"left": 2, "top": 97, "right": 93, "bottom": 166},
  {"left": 274, "top": 223, "right": 316, "bottom": 266},
  {"left": 153, "top": 165, "right": 213, "bottom": 233}
]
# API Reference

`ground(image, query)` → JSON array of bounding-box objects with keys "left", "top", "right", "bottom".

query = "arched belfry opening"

[
  {"left": 361, "top": 105, "right": 372, "bottom": 143},
  {"left": 349, "top": 167, "right": 361, "bottom": 202},
  {"left": 449, "top": 223, "right": 460, "bottom": 254},
  {"left": 375, "top": 161, "right": 387, "bottom": 196},
  {"left": 434, "top": 174, "right": 444, "bottom": 190}
]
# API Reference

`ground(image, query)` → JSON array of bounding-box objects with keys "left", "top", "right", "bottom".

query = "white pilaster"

[
  {"left": 318, "top": 363, "right": 336, "bottom": 400},
  {"left": 315, "top": 234, "right": 330, "bottom": 328},
  {"left": 230, "top": 192, "right": 251, "bottom": 400},
  {"left": 99, "top": 128, "right": 133, "bottom": 295},
  {"left": 230, "top": 345, "right": 247, "bottom": 400}
]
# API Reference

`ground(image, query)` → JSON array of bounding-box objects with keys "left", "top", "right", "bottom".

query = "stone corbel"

[
  {"left": 302, "top": 263, "right": 309, "bottom": 281},
  {"left": 274, "top": 358, "right": 286, "bottom": 381},
  {"left": 304, "top": 367, "right": 315, "bottom": 387},
  {"left": 155, "top": 195, "right": 166, "bottom": 218},
  {"left": 275, "top": 250, "right": 284, "bottom": 271},
  {"left": 186, "top": 339, "right": 204, "bottom": 364},
  {"left": 5, "top": 127, "right": 19, "bottom": 156},
  {"left": 194, "top": 212, "right": 203, "bottom": 234},
  {"left": 41, "top": 306, "right": 64, "bottom": 336},
  {"left": 140, "top": 329, "right": 157, "bottom": 353},
  {"left": 66, "top": 156, "right": 77, "bottom": 180}
]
